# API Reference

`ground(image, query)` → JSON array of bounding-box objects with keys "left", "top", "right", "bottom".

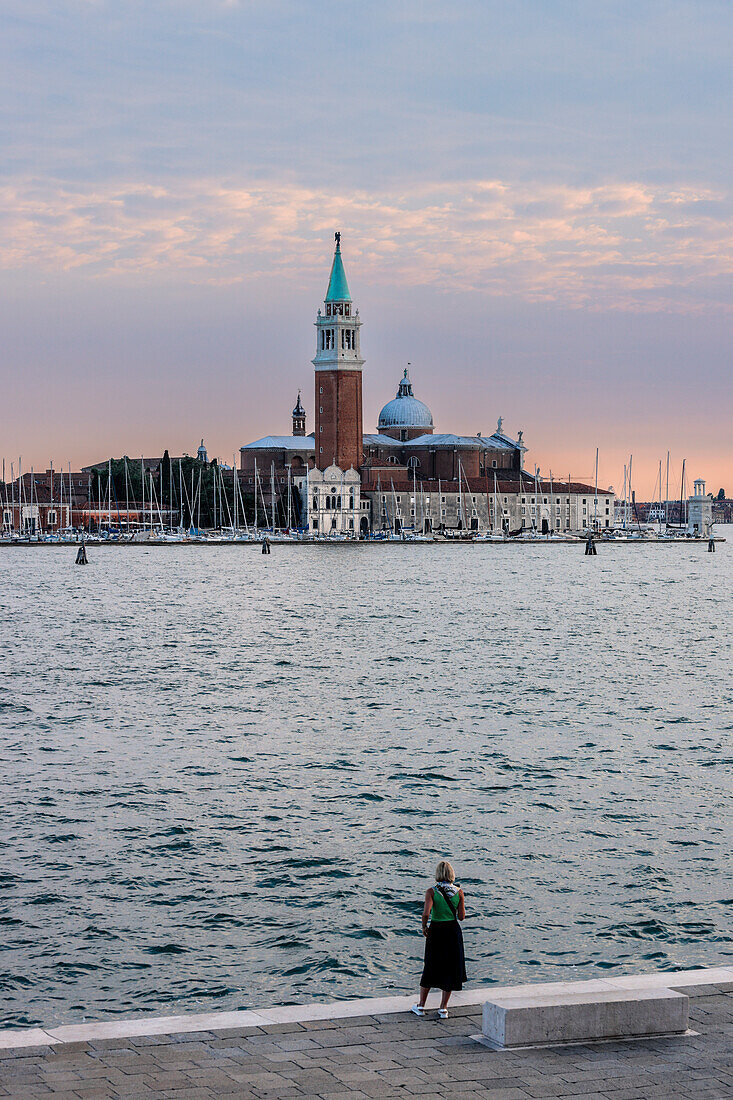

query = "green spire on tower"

[{"left": 325, "top": 231, "right": 351, "bottom": 302}]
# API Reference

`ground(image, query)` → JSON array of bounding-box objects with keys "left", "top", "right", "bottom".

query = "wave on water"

[{"left": 1, "top": 538, "right": 732, "bottom": 1027}]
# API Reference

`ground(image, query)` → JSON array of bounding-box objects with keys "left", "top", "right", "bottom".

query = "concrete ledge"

[
  {"left": 0, "top": 965, "right": 730, "bottom": 1050},
  {"left": 481, "top": 987, "right": 688, "bottom": 1049}
]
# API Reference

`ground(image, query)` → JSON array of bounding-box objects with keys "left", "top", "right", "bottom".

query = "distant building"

[
  {"left": 308, "top": 466, "right": 362, "bottom": 536},
  {"left": 238, "top": 234, "right": 614, "bottom": 535},
  {"left": 712, "top": 497, "right": 733, "bottom": 524},
  {"left": 1, "top": 468, "right": 89, "bottom": 533},
  {"left": 688, "top": 478, "right": 713, "bottom": 535}
]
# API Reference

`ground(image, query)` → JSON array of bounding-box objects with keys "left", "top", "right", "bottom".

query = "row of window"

[
  {"left": 324, "top": 302, "right": 351, "bottom": 317},
  {"left": 319, "top": 328, "right": 356, "bottom": 351},
  {"left": 368, "top": 453, "right": 501, "bottom": 470},
  {"left": 381, "top": 494, "right": 512, "bottom": 505},
  {"left": 312, "top": 492, "right": 357, "bottom": 511},
  {"left": 520, "top": 496, "right": 610, "bottom": 505},
  {"left": 312, "top": 518, "right": 356, "bottom": 531}
]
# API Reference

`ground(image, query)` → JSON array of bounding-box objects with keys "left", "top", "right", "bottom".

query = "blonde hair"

[{"left": 435, "top": 860, "right": 455, "bottom": 883}]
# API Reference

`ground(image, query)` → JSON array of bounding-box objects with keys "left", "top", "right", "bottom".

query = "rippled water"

[{"left": 1, "top": 536, "right": 732, "bottom": 1028}]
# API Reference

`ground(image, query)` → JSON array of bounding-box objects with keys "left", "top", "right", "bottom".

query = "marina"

[{"left": 0, "top": 533, "right": 726, "bottom": 546}]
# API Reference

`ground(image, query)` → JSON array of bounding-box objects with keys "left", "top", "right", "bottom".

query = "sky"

[{"left": 1, "top": 0, "right": 732, "bottom": 497}]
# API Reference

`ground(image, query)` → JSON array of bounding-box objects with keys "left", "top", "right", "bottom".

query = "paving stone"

[
  {"left": 2, "top": 991, "right": 732, "bottom": 1099},
  {"left": 469, "top": 1090, "right": 530, "bottom": 1099},
  {"left": 316, "top": 1092, "right": 371, "bottom": 1100}
]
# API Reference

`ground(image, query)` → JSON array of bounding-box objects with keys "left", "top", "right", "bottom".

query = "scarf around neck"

[{"left": 435, "top": 880, "right": 458, "bottom": 896}]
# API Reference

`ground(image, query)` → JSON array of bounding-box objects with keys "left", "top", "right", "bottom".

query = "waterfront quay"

[
  {"left": 0, "top": 533, "right": 725, "bottom": 547},
  {"left": 1, "top": 969, "right": 732, "bottom": 1099}
]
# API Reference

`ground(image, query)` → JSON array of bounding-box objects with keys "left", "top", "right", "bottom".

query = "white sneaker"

[
  {"left": 437, "top": 1008, "right": 449, "bottom": 1019},
  {"left": 410, "top": 1004, "right": 425, "bottom": 1016}
]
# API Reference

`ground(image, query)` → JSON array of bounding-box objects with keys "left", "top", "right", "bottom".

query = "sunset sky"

[{"left": 2, "top": 1, "right": 731, "bottom": 497}]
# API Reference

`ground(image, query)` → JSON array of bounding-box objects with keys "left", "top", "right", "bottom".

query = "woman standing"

[{"left": 411, "top": 860, "right": 466, "bottom": 1018}]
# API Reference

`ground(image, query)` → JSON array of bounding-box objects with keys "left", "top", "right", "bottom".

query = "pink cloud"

[{"left": 1, "top": 177, "right": 732, "bottom": 313}]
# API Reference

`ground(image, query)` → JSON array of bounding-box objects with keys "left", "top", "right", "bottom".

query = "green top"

[
  {"left": 325, "top": 238, "right": 351, "bottom": 302},
  {"left": 431, "top": 885, "right": 459, "bottom": 922}
]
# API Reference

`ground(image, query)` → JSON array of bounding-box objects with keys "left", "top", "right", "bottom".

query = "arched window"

[
  {"left": 313, "top": 496, "right": 317, "bottom": 510},
  {"left": 337, "top": 496, "right": 342, "bottom": 509}
]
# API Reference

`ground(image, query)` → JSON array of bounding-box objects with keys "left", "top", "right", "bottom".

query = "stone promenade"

[{"left": 1, "top": 973, "right": 731, "bottom": 1099}]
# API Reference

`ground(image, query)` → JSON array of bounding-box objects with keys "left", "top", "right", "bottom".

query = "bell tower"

[
  {"left": 313, "top": 233, "right": 364, "bottom": 471},
  {"left": 292, "top": 391, "right": 306, "bottom": 436}
]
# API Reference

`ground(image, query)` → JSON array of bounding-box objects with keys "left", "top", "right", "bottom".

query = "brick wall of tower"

[{"left": 315, "top": 370, "right": 363, "bottom": 471}]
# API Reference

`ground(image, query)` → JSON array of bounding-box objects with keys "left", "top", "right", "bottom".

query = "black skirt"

[{"left": 420, "top": 919, "right": 467, "bottom": 991}]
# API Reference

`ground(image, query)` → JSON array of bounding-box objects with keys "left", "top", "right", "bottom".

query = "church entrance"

[{"left": 360, "top": 516, "right": 369, "bottom": 537}]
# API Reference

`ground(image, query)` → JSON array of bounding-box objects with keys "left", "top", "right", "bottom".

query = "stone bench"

[{"left": 481, "top": 987, "right": 689, "bottom": 1049}]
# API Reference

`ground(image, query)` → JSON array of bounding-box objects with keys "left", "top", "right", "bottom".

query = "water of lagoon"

[{"left": 0, "top": 536, "right": 731, "bottom": 1027}]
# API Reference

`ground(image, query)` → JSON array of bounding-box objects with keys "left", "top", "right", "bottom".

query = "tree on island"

[
  {"left": 717, "top": 488, "right": 726, "bottom": 500},
  {"left": 86, "top": 453, "right": 273, "bottom": 529}
]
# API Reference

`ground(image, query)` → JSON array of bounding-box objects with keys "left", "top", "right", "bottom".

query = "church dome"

[{"left": 378, "top": 369, "right": 434, "bottom": 431}]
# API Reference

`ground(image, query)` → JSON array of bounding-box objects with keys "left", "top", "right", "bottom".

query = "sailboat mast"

[
  {"left": 549, "top": 471, "right": 554, "bottom": 536},
  {"left": 233, "top": 456, "right": 238, "bottom": 532},
  {"left": 594, "top": 448, "right": 599, "bottom": 532},
  {"left": 493, "top": 471, "right": 499, "bottom": 534},
  {"left": 665, "top": 451, "right": 670, "bottom": 526}
]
